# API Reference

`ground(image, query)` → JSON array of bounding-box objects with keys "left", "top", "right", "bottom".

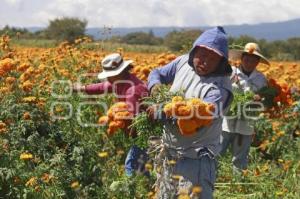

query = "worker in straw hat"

[
  {"left": 221, "top": 42, "right": 270, "bottom": 172},
  {"left": 73, "top": 53, "right": 149, "bottom": 176}
]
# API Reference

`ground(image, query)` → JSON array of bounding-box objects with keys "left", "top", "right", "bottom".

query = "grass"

[
  {"left": 10, "top": 39, "right": 57, "bottom": 48},
  {"left": 10, "top": 39, "right": 169, "bottom": 53}
]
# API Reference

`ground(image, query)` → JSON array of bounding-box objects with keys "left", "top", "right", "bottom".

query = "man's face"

[
  {"left": 241, "top": 53, "right": 260, "bottom": 73},
  {"left": 193, "top": 46, "right": 223, "bottom": 76}
]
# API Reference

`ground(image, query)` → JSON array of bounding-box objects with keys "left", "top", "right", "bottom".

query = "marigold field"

[{"left": 0, "top": 36, "right": 299, "bottom": 199}]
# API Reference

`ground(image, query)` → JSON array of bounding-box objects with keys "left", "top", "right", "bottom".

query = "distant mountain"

[
  {"left": 223, "top": 18, "right": 300, "bottom": 40},
  {"left": 27, "top": 18, "right": 300, "bottom": 41},
  {"left": 85, "top": 18, "right": 300, "bottom": 41}
]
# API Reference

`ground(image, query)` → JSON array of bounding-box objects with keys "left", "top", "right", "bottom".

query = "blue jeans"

[
  {"left": 220, "top": 131, "right": 252, "bottom": 171},
  {"left": 125, "top": 145, "right": 149, "bottom": 176}
]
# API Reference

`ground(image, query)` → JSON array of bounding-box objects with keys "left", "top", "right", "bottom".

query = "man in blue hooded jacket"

[{"left": 147, "top": 27, "right": 233, "bottom": 198}]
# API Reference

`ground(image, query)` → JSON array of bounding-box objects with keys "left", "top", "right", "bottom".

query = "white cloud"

[
  {"left": 1, "top": 0, "right": 300, "bottom": 28},
  {"left": 3, "top": 0, "right": 22, "bottom": 5}
]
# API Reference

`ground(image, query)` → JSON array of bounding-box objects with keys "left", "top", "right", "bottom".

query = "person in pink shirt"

[{"left": 73, "top": 53, "right": 149, "bottom": 176}]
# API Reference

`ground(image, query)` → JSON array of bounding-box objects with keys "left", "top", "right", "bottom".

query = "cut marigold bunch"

[
  {"left": 107, "top": 120, "right": 126, "bottom": 135},
  {"left": 176, "top": 105, "right": 192, "bottom": 117},
  {"left": 114, "top": 111, "right": 133, "bottom": 121},
  {"left": 99, "top": 102, "right": 132, "bottom": 136},
  {"left": 98, "top": 116, "right": 109, "bottom": 125},
  {"left": 172, "top": 96, "right": 184, "bottom": 103},
  {"left": 163, "top": 96, "right": 215, "bottom": 136},
  {"left": 177, "top": 119, "right": 198, "bottom": 136},
  {"left": 111, "top": 102, "right": 128, "bottom": 112}
]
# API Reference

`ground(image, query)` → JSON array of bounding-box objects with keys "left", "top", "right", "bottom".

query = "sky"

[{"left": 1, "top": 0, "right": 300, "bottom": 28}]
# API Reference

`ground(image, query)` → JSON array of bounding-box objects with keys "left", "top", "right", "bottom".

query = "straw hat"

[
  {"left": 229, "top": 42, "right": 270, "bottom": 65},
  {"left": 97, "top": 53, "right": 133, "bottom": 79}
]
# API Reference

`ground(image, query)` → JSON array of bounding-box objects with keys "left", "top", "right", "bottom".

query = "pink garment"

[{"left": 85, "top": 74, "right": 149, "bottom": 114}]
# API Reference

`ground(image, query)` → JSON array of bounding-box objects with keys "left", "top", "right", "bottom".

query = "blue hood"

[
  {"left": 188, "top": 26, "right": 232, "bottom": 75},
  {"left": 192, "top": 26, "right": 228, "bottom": 59}
]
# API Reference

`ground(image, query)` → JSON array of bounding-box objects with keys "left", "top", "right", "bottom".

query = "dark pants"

[{"left": 125, "top": 145, "right": 149, "bottom": 176}]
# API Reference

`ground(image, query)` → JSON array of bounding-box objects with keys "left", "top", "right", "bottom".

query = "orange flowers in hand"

[
  {"left": 163, "top": 96, "right": 215, "bottom": 136},
  {"left": 98, "top": 102, "right": 133, "bottom": 136}
]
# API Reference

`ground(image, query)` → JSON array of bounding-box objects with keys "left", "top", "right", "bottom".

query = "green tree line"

[{"left": 1, "top": 17, "right": 300, "bottom": 60}]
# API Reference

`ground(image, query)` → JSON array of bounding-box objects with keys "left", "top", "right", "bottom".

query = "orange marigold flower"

[
  {"left": 23, "top": 112, "right": 31, "bottom": 120},
  {"left": 98, "top": 116, "right": 109, "bottom": 125},
  {"left": 178, "top": 193, "right": 190, "bottom": 199},
  {"left": 192, "top": 186, "right": 202, "bottom": 194},
  {"left": 163, "top": 103, "right": 174, "bottom": 117},
  {"left": 205, "top": 103, "right": 215, "bottom": 113},
  {"left": 177, "top": 119, "right": 198, "bottom": 136},
  {"left": 0, "top": 58, "right": 15, "bottom": 72},
  {"left": 41, "top": 173, "right": 54, "bottom": 183},
  {"left": 107, "top": 120, "right": 125, "bottom": 135},
  {"left": 187, "top": 98, "right": 204, "bottom": 106},
  {"left": 0, "top": 121, "right": 7, "bottom": 134},
  {"left": 172, "top": 96, "right": 184, "bottom": 103},
  {"left": 19, "top": 72, "right": 30, "bottom": 82},
  {"left": 0, "top": 69, "right": 6, "bottom": 76},
  {"left": 17, "top": 63, "right": 31, "bottom": 72},
  {"left": 114, "top": 111, "right": 133, "bottom": 120},
  {"left": 166, "top": 54, "right": 176, "bottom": 61},
  {"left": 98, "top": 151, "right": 109, "bottom": 158},
  {"left": 114, "top": 120, "right": 126, "bottom": 128},
  {"left": 21, "top": 80, "right": 34, "bottom": 92},
  {"left": 142, "top": 67, "right": 151, "bottom": 75},
  {"left": 5, "top": 76, "right": 16, "bottom": 84},
  {"left": 176, "top": 105, "right": 192, "bottom": 117},
  {"left": 25, "top": 177, "right": 37, "bottom": 187},
  {"left": 157, "top": 58, "right": 166, "bottom": 66},
  {"left": 259, "top": 140, "right": 270, "bottom": 151},
  {"left": 114, "top": 102, "right": 128, "bottom": 109},
  {"left": 0, "top": 86, "right": 10, "bottom": 94},
  {"left": 22, "top": 96, "right": 37, "bottom": 103},
  {"left": 107, "top": 109, "right": 114, "bottom": 121},
  {"left": 173, "top": 101, "right": 187, "bottom": 114},
  {"left": 20, "top": 152, "right": 33, "bottom": 160},
  {"left": 70, "top": 181, "right": 80, "bottom": 189}
]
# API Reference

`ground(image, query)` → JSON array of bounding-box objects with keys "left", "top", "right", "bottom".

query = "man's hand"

[
  {"left": 72, "top": 83, "right": 85, "bottom": 93},
  {"left": 146, "top": 104, "right": 160, "bottom": 121},
  {"left": 150, "top": 83, "right": 162, "bottom": 96},
  {"left": 253, "top": 94, "right": 262, "bottom": 101}
]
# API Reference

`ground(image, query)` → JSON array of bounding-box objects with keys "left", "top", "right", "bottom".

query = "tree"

[
  {"left": 45, "top": 17, "right": 87, "bottom": 42},
  {"left": 164, "top": 29, "right": 202, "bottom": 51},
  {"left": 0, "top": 25, "right": 32, "bottom": 38},
  {"left": 121, "top": 32, "right": 163, "bottom": 45},
  {"left": 228, "top": 35, "right": 258, "bottom": 50}
]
